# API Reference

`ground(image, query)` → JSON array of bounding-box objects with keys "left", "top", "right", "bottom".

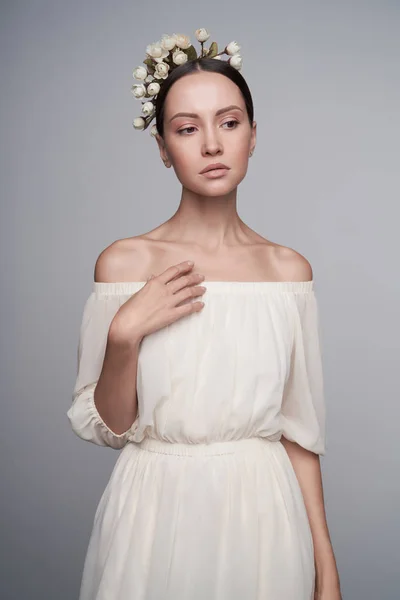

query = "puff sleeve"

[
  {"left": 67, "top": 290, "right": 135, "bottom": 450},
  {"left": 281, "top": 286, "right": 327, "bottom": 455}
]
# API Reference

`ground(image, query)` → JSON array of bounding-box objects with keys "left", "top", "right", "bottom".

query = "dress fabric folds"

[{"left": 67, "top": 279, "right": 327, "bottom": 600}]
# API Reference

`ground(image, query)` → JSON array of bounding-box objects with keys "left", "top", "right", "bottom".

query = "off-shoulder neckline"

[{"left": 92, "top": 280, "right": 314, "bottom": 294}]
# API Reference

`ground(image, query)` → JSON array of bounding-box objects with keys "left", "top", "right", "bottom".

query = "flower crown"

[{"left": 131, "top": 29, "right": 242, "bottom": 137}]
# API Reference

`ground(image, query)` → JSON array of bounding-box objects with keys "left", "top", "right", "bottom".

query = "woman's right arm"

[
  {"left": 67, "top": 289, "right": 140, "bottom": 450},
  {"left": 67, "top": 255, "right": 206, "bottom": 449},
  {"left": 92, "top": 321, "right": 143, "bottom": 437}
]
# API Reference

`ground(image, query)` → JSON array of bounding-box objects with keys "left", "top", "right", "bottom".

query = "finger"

[
  {"left": 174, "top": 298, "right": 205, "bottom": 317},
  {"left": 173, "top": 284, "right": 206, "bottom": 306},
  {"left": 167, "top": 272, "right": 203, "bottom": 295},
  {"left": 157, "top": 261, "right": 194, "bottom": 285}
]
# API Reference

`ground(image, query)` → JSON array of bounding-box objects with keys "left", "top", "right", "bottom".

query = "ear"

[
  {"left": 250, "top": 121, "right": 257, "bottom": 154},
  {"left": 155, "top": 133, "right": 171, "bottom": 167}
]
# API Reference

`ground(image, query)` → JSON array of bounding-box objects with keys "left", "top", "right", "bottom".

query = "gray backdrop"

[{"left": 1, "top": 0, "right": 399, "bottom": 598}]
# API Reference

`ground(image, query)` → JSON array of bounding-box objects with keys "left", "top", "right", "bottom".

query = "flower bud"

[
  {"left": 147, "top": 82, "right": 161, "bottom": 96},
  {"left": 133, "top": 65, "right": 148, "bottom": 80},
  {"left": 146, "top": 43, "right": 163, "bottom": 58},
  {"left": 160, "top": 35, "right": 176, "bottom": 51},
  {"left": 131, "top": 84, "right": 146, "bottom": 98},
  {"left": 229, "top": 54, "right": 242, "bottom": 70},
  {"left": 172, "top": 49, "right": 188, "bottom": 66},
  {"left": 173, "top": 33, "right": 191, "bottom": 49},
  {"left": 141, "top": 101, "right": 155, "bottom": 117},
  {"left": 133, "top": 117, "right": 146, "bottom": 130},
  {"left": 195, "top": 28, "right": 210, "bottom": 43},
  {"left": 225, "top": 41, "right": 241, "bottom": 56},
  {"left": 154, "top": 62, "right": 170, "bottom": 79}
]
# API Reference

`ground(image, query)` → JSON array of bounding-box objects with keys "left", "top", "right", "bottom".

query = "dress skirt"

[{"left": 78, "top": 436, "right": 315, "bottom": 600}]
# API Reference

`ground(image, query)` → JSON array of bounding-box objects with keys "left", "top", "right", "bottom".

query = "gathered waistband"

[{"left": 134, "top": 435, "right": 281, "bottom": 457}]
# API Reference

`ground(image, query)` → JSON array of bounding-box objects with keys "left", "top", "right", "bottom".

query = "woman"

[{"left": 67, "top": 31, "right": 342, "bottom": 600}]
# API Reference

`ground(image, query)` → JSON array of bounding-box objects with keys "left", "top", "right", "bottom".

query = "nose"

[{"left": 201, "top": 125, "right": 223, "bottom": 157}]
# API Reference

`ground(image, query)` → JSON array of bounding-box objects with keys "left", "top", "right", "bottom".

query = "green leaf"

[
  {"left": 185, "top": 45, "right": 198, "bottom": 61},
  {"left": 143, "top": 115, "right": 155, "bottom": 130},
  {"left": 143, "top": 58, "right": 155, "bottom": 73},
  {"left": 207, "top": 42, "right": 218, "bottom": 58}
]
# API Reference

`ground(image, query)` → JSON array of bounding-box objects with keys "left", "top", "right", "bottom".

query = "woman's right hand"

[{"left": 110, "top": 261, "right": 206, "bottom": 344}]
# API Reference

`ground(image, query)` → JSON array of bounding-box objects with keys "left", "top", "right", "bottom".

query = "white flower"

[
  {"left": 141, "top": 101, "right": 155, "bottom": 117},
  {"left": 147, "top": 82, "right": 161, "bottom": 96},
  {"left": 172, "top": 49, "right": 188, "bottom": 66},
  {"left": 229, "top": 54, "right": 242, "bottom": 70},
  {"left": 226, "top": 41, "right": 241, "bottom": 56},
  {"left": 173, "top": 33, "right": 191, "bottom": 49},
  {"left": 145, "top": 42, "right": 160, "bottom": 58},
  {"left": 160, "top": 34, "right": 176, "bottom": 51},
  {"left": 150, "top": 124, "right": 158, "bottom": 137},
  {"left": 145, "top": 75, "right": 154, "bottom": 83},
  {"left": 133, "top": 65, "right": 148, "bottom": 80},
  {"left": 133, "top": 117, "right": 146, "bottom": 130},
  {"left": 154, "top": 61, "right": 170, "bottom": 79},
  {"left": 154, "top": 47, "right": 170, "bottom": 64},
  {"left": 146, "top": 42, "right": 160, "bottom": 57},
  {"left": 131, "top": 83, "right": 146, "bottom": 98},
  {"left": 195, "top": 28, "right": 210, "bottom": 43},
  {"left": 146, "top": 42, "right": 170, "bottom": 64}
]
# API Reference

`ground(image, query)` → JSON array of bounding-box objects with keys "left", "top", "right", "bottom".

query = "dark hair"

[{"left": 155, "top": 58, "right": 254, "bottom": 138}]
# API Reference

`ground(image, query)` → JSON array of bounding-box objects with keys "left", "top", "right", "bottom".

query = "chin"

[
  {"left": 178, "top": 171, "right": 247, "bottom": 196},
  {"left": 191, "top": 182, "right": 239, "bottom": 197}
]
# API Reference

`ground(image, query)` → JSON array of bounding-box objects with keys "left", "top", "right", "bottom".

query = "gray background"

[{"left": 1, "top": 0, "right": 399, "bottom": 598}]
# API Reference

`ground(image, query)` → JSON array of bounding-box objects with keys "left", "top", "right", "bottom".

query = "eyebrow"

[{"left": 168, "top": 104, "right": 244, "bottom": 123}]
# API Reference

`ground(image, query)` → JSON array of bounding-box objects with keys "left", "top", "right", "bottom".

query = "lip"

[
  {"left": 199, "top": 162, "right": 230, "bottom": 174},
  {"left": 201, "top": 168, "right": 230, "bottom": 179}
]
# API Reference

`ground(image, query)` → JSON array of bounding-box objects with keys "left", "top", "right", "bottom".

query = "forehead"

[{"left": 164, "top": 71, "right": 243, "bottom": 115}]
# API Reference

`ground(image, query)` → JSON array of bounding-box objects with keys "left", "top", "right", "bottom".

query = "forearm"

[
  {"left": 280, "top": 437, "right": 342, "bottom": 595},
  {"left": 93, "top": 320, "right": 143, "bottom": 435}
]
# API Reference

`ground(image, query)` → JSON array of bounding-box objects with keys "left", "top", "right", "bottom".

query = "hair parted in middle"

[{"left": 154, "top": 58, "right": 255, "bottom": 139}]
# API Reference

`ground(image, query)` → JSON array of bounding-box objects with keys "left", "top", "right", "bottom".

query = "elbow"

[
  {"left": 67, "top": 386, "right": 130, "bottom": 450},
  {"left": 280, "top": 416, "right": 326, "bottom": 456}
]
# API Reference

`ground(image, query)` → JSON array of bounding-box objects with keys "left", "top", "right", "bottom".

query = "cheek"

[
  {"left": 236, "top": 144, "right": 251, "bottom": 159},
  {"left": 231, "top": 140, "right": 251, "bottom": 167},
  {"left": 168, "top": 141, "right": 194, "bottom": 167},
  {"left": 171, "top": 155, "right": 193, "bottom": 180},
  {"left": 168, "top": 147, "right": 198, "bottom": 184}
]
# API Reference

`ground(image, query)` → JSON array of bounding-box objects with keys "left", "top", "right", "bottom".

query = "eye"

[
  {"left": 177, "top": 126, "right": 197, "bottom": 135},
  {"left": 177, "top": 120, "right": 239, "bottom": 135},
  {"left": 222, "top": 119, "right": 239, "bottom": 129}
]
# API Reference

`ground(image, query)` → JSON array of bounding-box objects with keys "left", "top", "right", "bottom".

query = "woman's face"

[{"left": 156, "top": 71, "right": 256, "bottom": 196}]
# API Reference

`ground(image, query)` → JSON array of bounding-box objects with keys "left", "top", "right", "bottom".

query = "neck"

[{"left": 163, "top": 185, "right": 247, "bottom": 247}]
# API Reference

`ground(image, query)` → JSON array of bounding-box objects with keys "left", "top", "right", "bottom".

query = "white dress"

[{"left": 67, "top": 280, "right": 326, "bottom": 600}]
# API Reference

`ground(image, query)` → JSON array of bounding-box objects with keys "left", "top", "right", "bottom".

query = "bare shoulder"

[
  {"left": 269, "top": 242, "right": 313, "bottom": 282},
  {"left": 241, "top": 225, "right": 313, "bottom": 282},
  {"left": 94, "top": 236, "right": 152, "bottom": 283}
]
